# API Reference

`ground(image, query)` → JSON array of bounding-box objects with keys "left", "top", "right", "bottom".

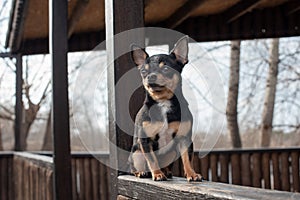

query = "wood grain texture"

[
  {"left": 230, "top": 154, "right": 241, "bottom": 185},
  {"left": 262, "top": 153, "right": 271, "bottom": 189},
  {"left": 291, "top": 152, "right": 300, "bottom": 192},
  {"left": 118, "top": 175, "right": 300, "bottom": 200}
]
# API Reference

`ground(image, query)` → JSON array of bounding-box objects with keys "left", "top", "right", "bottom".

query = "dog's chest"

[{"left": 154, "top": 101, "right": 173, "bottom": 148}]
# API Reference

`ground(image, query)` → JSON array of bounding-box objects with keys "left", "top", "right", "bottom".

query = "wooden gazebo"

[{"left": 1, "top": 0, "right": 300, "bottom": 199}]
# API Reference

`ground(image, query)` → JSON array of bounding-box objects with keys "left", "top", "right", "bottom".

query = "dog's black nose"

[{"left": 147, "top": 74, "right": 157, "bottom": 83}]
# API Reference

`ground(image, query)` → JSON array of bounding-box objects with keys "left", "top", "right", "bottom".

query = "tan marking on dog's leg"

[
  {"left": 142, "top": 121, "right": 164, "bottom": 138},
  {"left": 181, "top": 150, "right": 203, "bottom": 182},
  {"left": 140, "top": 144, "right": 167, "bottom": 181},
  {"left": 159, "top": 62, "right": 164, "bottom": 68},
  {"left": 168, "top": 121, "right": 192, "bottom": 137}
]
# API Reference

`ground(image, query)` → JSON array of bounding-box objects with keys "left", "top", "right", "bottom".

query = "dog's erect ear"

[
  {"left": 170, "top": 36, "right": 189, "bottom": 65},
  {"left": 131, "top": 44, "right": 149, "bottom": 67}
]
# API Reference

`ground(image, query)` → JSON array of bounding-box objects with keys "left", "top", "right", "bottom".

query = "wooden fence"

[
  {"left": 13, "top": 152, "right": 53, "bottom": 200},
  {"left": 0, "top": 148, "right": 299, "bottom": 199},
  {"left": 71, "top": 153, "right": 110, "bottom": 200},
  {"left": 0, "top": 152, "right": 13, "bottom": 200},
  {"left": 190, "top": 148, "right": 300, "bottom": 192}
]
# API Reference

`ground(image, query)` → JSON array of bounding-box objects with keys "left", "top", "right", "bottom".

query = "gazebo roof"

[{"left": 5, "top": 0, "right": 300, "bottom": 55}]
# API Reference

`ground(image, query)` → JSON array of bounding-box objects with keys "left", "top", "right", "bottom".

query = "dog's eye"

[
  {"left": 162, "top": 66, "right": 170, "bottom": 73},
  {"left": 140, "top": 69, "right": 148, "bottom": 75}
]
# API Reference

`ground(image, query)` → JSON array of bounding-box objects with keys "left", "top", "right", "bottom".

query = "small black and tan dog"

[{"left": 129, "top": 36, "right": 202, "bottom": 182}]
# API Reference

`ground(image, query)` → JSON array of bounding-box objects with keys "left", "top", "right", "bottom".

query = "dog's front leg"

[
  {"left": 139, "top": 138, "right": 167, "bottom": 181},
  {"left": 179, "top": 140, "right": 203, "bottom": 182}
]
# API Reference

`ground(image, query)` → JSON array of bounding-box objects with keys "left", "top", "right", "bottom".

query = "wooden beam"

[
  {"left": 171, "top": 2, "right": 300, "bottom": 42},
  {"left": 226, "top": 0, "right": 262, "bottom": 23},
  {"left": 49, "top": 0, "right": 72, "bottom": 199},
  {"left": 67, "top": 0, "right": 89, "bottom": 38},
  {"left": 19, "top": 30, "right": 105, "bottom": 55},
  {"left": 14, "top": 54, "right": 23, "bottom": 151},
  {"left": 7, "top": 0, "right": 29, "bottom": 53},
  {"left": 105, "top": 0, "right": 145, "bottom": 199},
  {"left": 164, "top": 0, "right": 206, "bottom": 29},
  {"left": 287, "top": 0, "right": 300, "bottom": 15}
]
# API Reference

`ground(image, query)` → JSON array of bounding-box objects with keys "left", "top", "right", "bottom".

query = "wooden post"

[
  {"left": 105, "top": 0, "right": 145, "bottom": 199},
  {"left": 49, "top": 0, "right": 72, "bottom": 199},
  {"left": 15, "top": 54, "right": 23, "bottom": 151}
]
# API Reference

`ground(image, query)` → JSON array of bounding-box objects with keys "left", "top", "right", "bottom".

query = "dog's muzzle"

[{"left": 145, "top": 73, "right": 165, "bottom": 91}]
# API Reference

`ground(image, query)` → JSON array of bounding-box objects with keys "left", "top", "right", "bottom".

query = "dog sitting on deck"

[{"left": 128, "top": 36, "right": 203, "bottom": 182}]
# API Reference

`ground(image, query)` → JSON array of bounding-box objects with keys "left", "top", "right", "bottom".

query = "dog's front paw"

[
  {"left": 186, "top": 173, "right": 203, "bottom": 182},
  {"left": 134, "top": 171, "right": 151, "bottom": 178},
  {"left": 152, "top": 170, "right": 167, "bottom": 181}
]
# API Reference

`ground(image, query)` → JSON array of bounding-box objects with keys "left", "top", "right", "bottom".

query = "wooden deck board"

[{"left": 118, "top": 175, "right": 300, "bottom": 200}]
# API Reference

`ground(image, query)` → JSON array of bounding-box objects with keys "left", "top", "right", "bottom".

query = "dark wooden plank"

[
  {"left": 49, "top": 0, "right": 72, "bottom": 199},
  {"left": 75, "top": 158, "right": 84, "bottom": 200},
  {"left": 0, "top": 158, "right": 5, "bottom": 200},
  {"left": 252, "top": 153, "right": 262, "bottom": 188},
  {"left": 118, "top": 175, "right": 300, "bottom": 200},
  {"left": 225, "top": 0, "right": 261, "bottom": 23},
  {"left": 192, "top": 153, "right": 201, "bottom": 177},
  {"left": 172, "top": 159, "right": 181, "bottom": 177},
  {"left": 241, "top": 153, "right": 251, "bottom": 186},
  {"left": 67, "top": 0, "right": 89, "bottom": 37},
  {"left": 14, "top": 152, "right": 53, "bottom": 169},
  {"left": 6, "top": 0, "right": 29, "bottom": 52},
  {"left": 46, "top": 170, "right": 53, "bottom": 200},
  {"left": 200, "top": 155, "right": 209, "bottom": 180},
  {"left": 219, "top": 154, "right": 229, "bottom": 183},
  {"left": 164, "top": 0, "right": 206, "bottom": 29},
  {"left": 29, "top": 164, "right": 33, "bottom": 200},
  {"left": 71, "top": 159, "right": 77, "bottom": 200},
  {"left": 231, "top": 153, "right": 241, "bottom": 185},
  {"left": 105, "top": 0, "right": 145, "bottom": 199},
  {"left": 24, "top": 162, "right": 29, "bottom": 200},
  {"left": 262, "top": 153, "right": 271, "bottom": 189},
  {"left": 272, "top": 152, "right": 281, "bottom": 190},
  {"left": 91, "top": 158, "right": 100, "bottom": 200},
  {"left": 210, "top": 154, "right": 218, "bottom": 182},
  {"left": 99, "top": 163, "right": 108, "bottom": 200},
  {"left": 291, "top": 151, "right": 300, "bottom": 192},
  {"left": 40, "top": 168, "right": 46, "bottom": 200},
  {"left": 281, "top": 152, "right": 291, "bottom": 191},
  {"left": 13, "top": 158, "right": 23, "bottom": 200},
  {"left": 83, "top": 158, "right": 92, "bottom": 200},
  {"left": 8, "top": 156, "right": 14, "bottom": 200},
  {"left": 287, "top": 0, "right": 300, "bottom": 15},
  {"left": 14, "top": 54, "right": 23, "bottom": 151},
  {"left": 36, "top": 166, "right": 40, "bottom": 200},
  {"left": 106, "top": 165, "right": 111, "bottom": 199}
]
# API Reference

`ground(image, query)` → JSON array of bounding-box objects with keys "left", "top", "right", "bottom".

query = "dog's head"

[{"left": 131, "top": 36, "right": 189, "bottom": 101}]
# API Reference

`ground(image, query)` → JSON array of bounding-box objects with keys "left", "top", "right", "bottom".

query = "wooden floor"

[{"left": 118, "top": 175, "right": 300, "bottom": 200}]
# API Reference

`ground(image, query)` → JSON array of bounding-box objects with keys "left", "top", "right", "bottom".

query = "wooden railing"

[
  {"left": 71, "top": 153, "right": 110, "bottom": 200},
  {"left": 190, "top": 148, "right": 300, "bottom": 192},
  {"left": 0, "top": 152, "right": 13, "bottom": 200},
  {"left": 0, "top": 152, "right": 110, "bottom": 200},
  {"left": 13, "top": 152, "right": 54, "bottom": 200},
  {"left": 0, "top": 148, "right": 299, "bottom": 199}
]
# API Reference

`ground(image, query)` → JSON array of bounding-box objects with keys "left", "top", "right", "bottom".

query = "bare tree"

[
  {"left": 260, "top": 38, "right": 279, "bottom": 147},
  {"left": 226, "top": 40, "right": 242, "bottom": 148}
]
